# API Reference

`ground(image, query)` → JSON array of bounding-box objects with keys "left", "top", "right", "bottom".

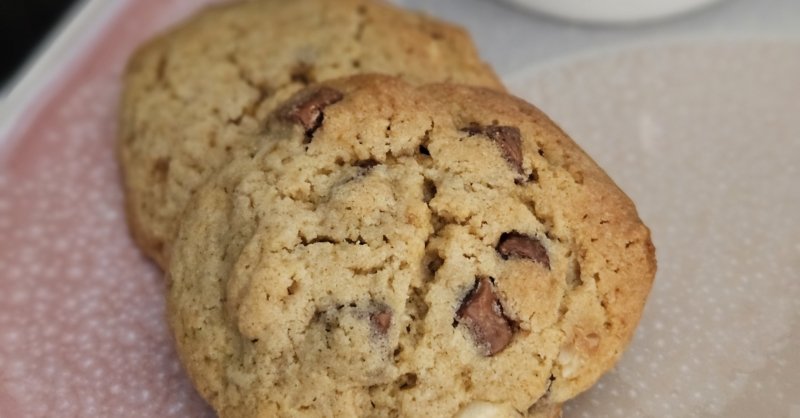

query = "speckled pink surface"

[
  {"left": 0, "top": 1, "right": 219, "bottom": 416},
  {"left": 1, "top": 0, "right": 799, "bottom": 417}
]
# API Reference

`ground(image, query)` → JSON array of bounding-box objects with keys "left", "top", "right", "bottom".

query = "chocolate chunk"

[
  {"left": 461, "top": 124, "right": 523, "bottom": 173},
  {"left": 371, "top": 309, "right": 392, "bottom": 334},
  {"left": 485, "top": 126, "right": 523, "bottom": 173},
  {"left": 456, "top": 277, "right": 514, "bottom": 356},
  {"left": 497, "top": 232, "right": 550, "bottom": 268},
  {"left": 280, "top": 86, "right": 344, "bottom": 137}
]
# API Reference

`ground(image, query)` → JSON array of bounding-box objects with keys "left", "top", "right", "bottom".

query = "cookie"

[
  {"left": 167, "top": 75, "right": 655, "bottom": 417},
  {"left": 118, "top": 0, "right": 503, "bottom": 267}
]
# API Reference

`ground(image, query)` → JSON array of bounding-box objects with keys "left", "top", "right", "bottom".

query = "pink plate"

[{"left": 0, "top": 1, "right": 220, "bottom": 416}]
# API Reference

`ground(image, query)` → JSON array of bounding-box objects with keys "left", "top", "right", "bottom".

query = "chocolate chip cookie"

[
  {"left": 167, "top": 75, "right": 656, "bottom": 417},
  {"left": 118, "top": 0, "right": 503, "bottom": 267}
]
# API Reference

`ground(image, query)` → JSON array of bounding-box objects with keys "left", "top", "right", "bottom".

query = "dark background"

[{"left": 1, "top": 0, "right": 78, "bottom": 86}]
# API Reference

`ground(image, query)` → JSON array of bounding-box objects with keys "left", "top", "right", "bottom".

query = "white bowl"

[{"left": 500, "top": 0, "right": 724, "bottom": 24}]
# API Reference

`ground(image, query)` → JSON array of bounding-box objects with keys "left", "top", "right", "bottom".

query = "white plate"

[
  {"left": 508, "top": 40, "right": 800, "bottom": 417},
  {"left": 497, "top": 0, "right": 724, "bottom": 24}
]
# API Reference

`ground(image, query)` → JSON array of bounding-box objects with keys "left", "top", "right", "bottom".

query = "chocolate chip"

[
  {"left": 456, "top": 278, "right": 514, "bottom": 356},
  {"left": 461, "top": 124, "right": 523, "bottom": 173},
  {"left": 371, "top": 309, "right": 392, "bottom": 334},
  {"left": 485, "top": 126, "right": 523, "bottom": 173},
  {"left": 280, "top": 86, "right": 344, "bottom": 137},
  {"left": 496, "top": 232, "right": 550, "bottom": 268}
]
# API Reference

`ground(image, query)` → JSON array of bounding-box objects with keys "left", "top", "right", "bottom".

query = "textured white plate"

[{"left": 508, "top": 40, "right": 800, "bottom": 417}]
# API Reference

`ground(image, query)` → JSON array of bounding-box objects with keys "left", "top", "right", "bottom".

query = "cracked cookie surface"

[
  {"left": 167, "top": 75, "right": 655, "bottom": 418},
  {"left": 118, "top": 0, "right": 503, "bottom": 267}
]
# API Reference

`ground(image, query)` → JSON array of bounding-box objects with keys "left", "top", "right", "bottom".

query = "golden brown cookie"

[
  {"left": 117, "top": 0, "right": 503, "bottom": 267},
  {"left": 167, "top": 75, "right": 655, "bottom": 417}
]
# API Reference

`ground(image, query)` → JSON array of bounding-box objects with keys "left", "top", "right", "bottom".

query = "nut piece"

[
  {"left": 496, "top": 232, "right": 550, "bottom": 269},
  {"left": 455, "top": 401, "right": 522, "bottom": 418},
  {"left": 456, "top": 278, "right": 514, "bottom": 356},
  {"left": 462, "top": 124, "right": 523, "bottom": 173},
  {"left": 280, "top": 86, "right": 344, "bottom": 136}
]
